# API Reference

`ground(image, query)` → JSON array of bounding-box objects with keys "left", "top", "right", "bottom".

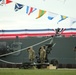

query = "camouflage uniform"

[
  {"left": 27, "top": 47, "right": 35, "bottom": 63},
  {"left": 39, "top": 46, "right": 46, "bottom": 63}
]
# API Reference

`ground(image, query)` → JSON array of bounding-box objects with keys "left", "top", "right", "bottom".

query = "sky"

[{"left": 0, "top": 0, "right": 76, "bottom": 30}]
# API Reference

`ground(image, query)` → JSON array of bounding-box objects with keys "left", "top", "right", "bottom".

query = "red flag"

[
  {"left": 6, "top": 0, "right": 12, "bottom": 4},
  {"left": 28, "top": 7, "right": 33, "bottom": 15}
]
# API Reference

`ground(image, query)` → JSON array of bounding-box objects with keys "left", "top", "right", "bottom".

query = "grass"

[{"left": 0, "top": 68, "right": 76, "bottom": 75}]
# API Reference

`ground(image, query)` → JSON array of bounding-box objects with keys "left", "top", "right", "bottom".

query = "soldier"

[
  {"left": 39, "top": 46, "right": 46, "bottom": 63},
  {"left": 27, "top": 46, "right": 35, "bottom": 63}
]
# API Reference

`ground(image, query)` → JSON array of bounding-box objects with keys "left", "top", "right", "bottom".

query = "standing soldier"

[
  {"left": 39, "top": 46, "right": 46, "bottom": 63},
  {"left": 27, "top": 46, "right": 35, "bottom": 63}
]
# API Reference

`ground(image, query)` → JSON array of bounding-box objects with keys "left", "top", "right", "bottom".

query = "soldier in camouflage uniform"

[
  {"left": 39, "top": 46, "right": 46, "bottom": 63},
  {"left": 27, "top": 46, "right": 35, "bottom": 63}
]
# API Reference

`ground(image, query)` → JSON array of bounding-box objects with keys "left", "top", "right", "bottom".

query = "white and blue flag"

[{"left": 0, "top": 0, "right": 4, "bottom": 5}]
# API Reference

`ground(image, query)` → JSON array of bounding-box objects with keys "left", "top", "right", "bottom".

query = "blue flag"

[
  {"left": 48, "top": 12, "right": 57, "bottom": 20},
  {"left": 57, "top": 15, "right": 68, "bottom": 24},
  {"left": 14, "top": 3, "right": 24, "bottom": 11}
]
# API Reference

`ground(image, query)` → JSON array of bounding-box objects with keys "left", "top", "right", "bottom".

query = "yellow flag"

[{"left": 36, "top": 10, "right": 46, "bottom": 19}]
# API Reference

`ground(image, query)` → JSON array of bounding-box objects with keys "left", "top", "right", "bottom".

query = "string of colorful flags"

[{"left": 0, "top": 0, "right": 76, "bottom": 25}]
